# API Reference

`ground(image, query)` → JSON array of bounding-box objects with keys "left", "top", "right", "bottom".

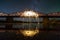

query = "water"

[
  {"left": 0, "top": 18, "right": 60, "bottom": 40},
  {"left": 13, "top": 23, "right": 43, "bottom": 29}
]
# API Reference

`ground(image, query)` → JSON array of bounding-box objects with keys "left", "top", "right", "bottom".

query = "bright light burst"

[
  {"left": 21, "top": 11, "right": 39, "bottom": 17},
  {"left": 20, "top": 30, "right": 39, "bottom": 37}
]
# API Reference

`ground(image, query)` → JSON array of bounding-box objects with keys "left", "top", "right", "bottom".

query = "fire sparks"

[
  {"left": 21, "top": 11, "right": 39, "bottom": 17},
  {"left": 20, "top": 30, "right": 39, "bottom": 37},
  {"left": 17, "top": 10, "right": 39, "bottom": 37}
]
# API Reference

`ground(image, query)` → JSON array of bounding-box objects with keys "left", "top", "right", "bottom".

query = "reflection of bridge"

[{"left": 0, "top": 12, "right": 60, "bottom": 30}]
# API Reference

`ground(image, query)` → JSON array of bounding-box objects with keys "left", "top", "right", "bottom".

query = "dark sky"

[{"left": 0, "top": 0, "right": 60, "bottom": 13}]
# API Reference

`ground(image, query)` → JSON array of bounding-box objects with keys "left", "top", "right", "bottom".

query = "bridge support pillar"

[
  {"left": 6, "top": 17, "right": 13, "bottom": 29},
  {"left": 43, "top": 17, "right": 49, "bottom": 29}
]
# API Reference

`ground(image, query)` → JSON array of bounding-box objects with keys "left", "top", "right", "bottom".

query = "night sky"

[{"left": 0, "top": 0, "right": 60, "bottom": 13}]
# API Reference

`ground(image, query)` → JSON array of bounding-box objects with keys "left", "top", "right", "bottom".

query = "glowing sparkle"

[
  {"left": 21, "top": 11, "right": 39, "bottom": 17},
  {"left": 20, "top": 30, "right": 39, "bottom": 37}
]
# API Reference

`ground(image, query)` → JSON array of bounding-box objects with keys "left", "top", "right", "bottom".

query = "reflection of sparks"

[
  {"left": 20, "top": 30, "right": 39, "bottom": 37},
  {"left": 21, "top": 11, "right": 39, "bottom": 17}
]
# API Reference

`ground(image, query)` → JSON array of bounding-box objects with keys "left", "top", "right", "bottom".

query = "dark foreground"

[{"left": 0, "top": 31, "right": 60, "bottom": 40}]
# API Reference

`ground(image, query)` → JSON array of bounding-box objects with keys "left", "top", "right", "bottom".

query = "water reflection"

[
  {"left": 13, "top": 23, "right": 43, "bottom": 29},
  {"left": 14, "top": 18, "right": 43, "bottom": 22},
  {"left": 20, "top": 29, "right": 39, "bottom": 37}
]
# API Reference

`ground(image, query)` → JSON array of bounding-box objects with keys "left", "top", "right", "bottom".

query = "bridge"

[{"left": 0, "top": 12, "right": 60, "bottom": 31}]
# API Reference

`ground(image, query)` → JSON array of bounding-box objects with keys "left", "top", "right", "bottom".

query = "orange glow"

[{"left": 20, "top": 30, "right": 39, "bottom": 37}]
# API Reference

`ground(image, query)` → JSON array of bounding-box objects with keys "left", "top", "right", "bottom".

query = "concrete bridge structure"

[{"left": 0, "top": 12, "right": 60, "bottom": 30}]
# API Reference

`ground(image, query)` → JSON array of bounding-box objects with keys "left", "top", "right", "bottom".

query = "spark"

[{"left": 21, "top": 11, "right": 39, "bottom": 17}]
